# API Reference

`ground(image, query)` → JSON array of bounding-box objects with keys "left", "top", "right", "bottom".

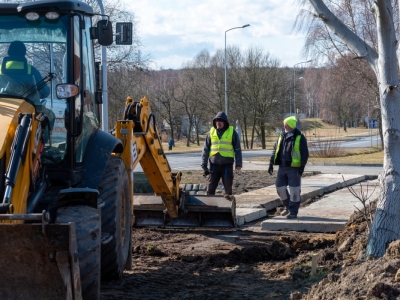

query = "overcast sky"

[{"left": 122, "top": 0, "right": 310, "bottom": 70}]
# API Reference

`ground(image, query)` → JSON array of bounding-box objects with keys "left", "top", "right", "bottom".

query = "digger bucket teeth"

[
  {"left": 134, "top": 194, "right": 236, "bottom": 227},
  {"left": 0, "top": 223, "right": 82, "bottom": 300}
]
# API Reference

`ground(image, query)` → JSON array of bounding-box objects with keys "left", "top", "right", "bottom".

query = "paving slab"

[
  {"left": 236, "top": 208, "right": 267, "bottom": 226},
  {"left": 260, "top": 179, "right": 380, "bottom": 232},
  {"left": 235, "top": 174, "right": 368, "bottom": 224}
]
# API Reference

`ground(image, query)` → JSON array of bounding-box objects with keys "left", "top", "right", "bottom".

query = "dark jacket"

[
  {"left": 201, "top": 111, "right": 242, "bottom": 169},
  {"left": 270, "top": 128, "right": 309, "bottom": 167},
  {"left": 168, "top": 138, "right": 174, "bottom": 147}
]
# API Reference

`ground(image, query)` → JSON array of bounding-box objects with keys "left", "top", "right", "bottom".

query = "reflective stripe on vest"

[
  {"left": 1, "top": 61, "right": 32, "bottom": 74},
  {"left": 273, "top": 134, "right": 302, "bottom": 167},
  {"left": 209, "top": 126, "right": 234, "bottom": 158}
]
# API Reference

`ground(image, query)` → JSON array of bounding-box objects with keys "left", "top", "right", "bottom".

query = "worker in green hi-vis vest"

[{"left": 268, "top": 116, "right": 309, "bottom": 219}]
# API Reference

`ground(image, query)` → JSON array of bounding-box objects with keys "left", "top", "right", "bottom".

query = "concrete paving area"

[{"left": 235, "top": 173, "right": 380, "bottom": 233}]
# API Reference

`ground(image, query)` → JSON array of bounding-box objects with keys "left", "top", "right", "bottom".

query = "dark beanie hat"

[{"left": 8, "top": 41, "right": 26, "bottom": 57}]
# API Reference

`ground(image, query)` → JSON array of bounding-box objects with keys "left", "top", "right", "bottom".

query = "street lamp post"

[
  {"left": 224, "top": 24, "right": 250, "bottom": 117},
  {"left": 293, "top": 60, "right": 312, "bottom": 118}
]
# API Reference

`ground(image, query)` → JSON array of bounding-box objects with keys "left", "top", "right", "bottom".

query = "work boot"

[
  {"left": 224, "top": 194, "right": 234, "bottom": 201},
  {"left": 286, "top": 213, "right": 297, "bottom": 219},
  {"left": 280, "top": 207, "right": 289, "bottom": 216}
]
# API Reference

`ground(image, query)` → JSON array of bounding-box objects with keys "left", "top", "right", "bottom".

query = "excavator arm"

[
  {"left": 114, "top": 96, "right": 181, "bottom": 218},
  {"left": 114, "top": 96, "right": 236, "bottom": 227}
]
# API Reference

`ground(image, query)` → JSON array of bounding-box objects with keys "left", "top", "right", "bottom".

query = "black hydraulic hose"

[
  {"left": 145, "top": 112, "right": 156, "bottom": 134},
  {"left": 27, "top": 180, "right": 47, "bottom": 214},
  {"left": 3, "top": 114, "right": 32, "bottom": 204}
]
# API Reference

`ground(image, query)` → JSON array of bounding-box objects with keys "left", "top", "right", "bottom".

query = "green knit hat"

[{"left": 284, "top": 116, "right": 297, "bottom": 129}]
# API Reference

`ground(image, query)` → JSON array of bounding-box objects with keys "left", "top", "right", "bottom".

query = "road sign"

[{"left": 369, "top": 119, "right": 378, "bottom": 128}]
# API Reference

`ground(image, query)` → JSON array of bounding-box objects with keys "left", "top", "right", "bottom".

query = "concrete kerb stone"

[
  {"left": 307, "top": 162, "right": 383, "bottom": 167},
  {"left": 261, "top": 199, "right": 282, "bottom": 211},
  {"left": 236, "top": 208, "right": 267, "bottom": 226},
  {"left": 323, "top": 182, "right": 341, "bottom": 193},
  {"left": 300, "top": 188, "right": 324, "bottom": 201},
  {"left": 184, "top": 184, "right": 193, "bottom": 191},
  {"left": 243, "top": 160, "right": 383, "bottom": 168}
]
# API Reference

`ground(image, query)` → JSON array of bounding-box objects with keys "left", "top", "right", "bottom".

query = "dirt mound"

[
  {"left": 302, "top": 200, "right": 400, "bottom": 300},
  {"left": 198, "top": 240, "right": 296, "bottom": 267},
  {"left": 304, "top": 258, "right": 400, "bottom": 299}
]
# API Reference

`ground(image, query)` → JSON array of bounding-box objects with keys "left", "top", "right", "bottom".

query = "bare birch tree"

[{"left": 303, "top": 0, "right": 400, "bottom": 257}]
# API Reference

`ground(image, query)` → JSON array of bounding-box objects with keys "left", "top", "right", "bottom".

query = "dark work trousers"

[
  {"left": 206, "top": 163, "right": 234, "bottom": 195},
  {"left": 275, "top": 166, "right": 302, "bottom": 216}
]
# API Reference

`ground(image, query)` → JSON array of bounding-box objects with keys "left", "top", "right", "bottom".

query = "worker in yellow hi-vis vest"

[
  {"left": 0, "top": 41, "right": 50, "bottom": 99},
  {"left": 201, "top": 111, "right": 242, "bottom": 200},
  {"left": 268, "top": 116, "right": 309, "bottom": 219}
]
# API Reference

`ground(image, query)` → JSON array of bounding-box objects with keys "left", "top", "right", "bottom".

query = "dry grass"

[
  {"left": 309, "top": 138, "right": 343, "bottom": 158},
  {"left": 302, "top": 118, "right": 378, "bottom": 141},
  {"left": 245, "top": 148, "right": 383, "bottom": 164},
  {"left": 308, "top": 148, "right": 383, "bottom": 164},
  {"left": 162, "top": 141, "right": 203, "bottom": 153}
]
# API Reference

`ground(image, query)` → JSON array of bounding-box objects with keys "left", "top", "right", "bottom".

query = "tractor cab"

[{"left": 0, "top": 0, "right": 129, "bottom": 186}]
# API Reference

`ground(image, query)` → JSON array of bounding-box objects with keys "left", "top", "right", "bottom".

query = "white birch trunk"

[{"left": 308, "top": 0, "right": 400, "bottom": 257}]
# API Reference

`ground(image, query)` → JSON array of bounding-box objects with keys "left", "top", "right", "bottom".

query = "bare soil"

[
  {"left": 133, "top": 170, "right": 274, "bottom": 195},
  {"left": 101, "top": 171, "right": 400, "bottom": 300}
]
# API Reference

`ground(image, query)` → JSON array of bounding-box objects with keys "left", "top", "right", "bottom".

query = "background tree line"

[{"left": 107, "top": 45, "right": 378, "bottom": 149}]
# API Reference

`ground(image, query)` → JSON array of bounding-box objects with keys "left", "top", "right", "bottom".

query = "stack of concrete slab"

[{"left": 235, "top": 174, "right": 378, "bottom": 231}]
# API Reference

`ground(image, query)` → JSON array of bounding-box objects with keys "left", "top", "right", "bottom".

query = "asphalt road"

[
  {"left": 134, "top": 149, "right": 382, "bottom": 176},
  {"left": 334, "top": 135, "right": 380, "bottom": 148}
]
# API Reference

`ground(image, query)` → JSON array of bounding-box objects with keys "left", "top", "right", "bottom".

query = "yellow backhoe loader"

[
  {"left": 0, "top": 0, "right": 235, "bottom": 299},
  {"left": 116, "top": 95, "right": 236, "bottom": 228}
]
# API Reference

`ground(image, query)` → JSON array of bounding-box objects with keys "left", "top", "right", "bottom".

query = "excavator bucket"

[
  {"left": 0, "top": 223, "right": 82, "bottom": 300},
  {"left": 134, "top": 194, "right": 236, "bottom": 227}
]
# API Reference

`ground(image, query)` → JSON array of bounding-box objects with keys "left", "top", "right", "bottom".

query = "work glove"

[
  {"left": 202, "top": 166, "right": 210, "bottom": 177},
  {"left": 268, "top": 164, "right": 273, "bottom": 175},
  {"left": 298, "top": 166, "right": 305, "bottom": 177},
  {"left": 203, "top": 169, "right": 210, "bottom": 177}
]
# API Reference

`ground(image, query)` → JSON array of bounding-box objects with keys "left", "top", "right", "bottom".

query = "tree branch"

[{"left": 309, "top": 0, "right": 378, "bottom": 70}]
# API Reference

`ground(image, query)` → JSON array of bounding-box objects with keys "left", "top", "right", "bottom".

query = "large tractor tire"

[
  {"left": 56, "top": 205, "right": 101, "bottom": 300},
  {"left": 99, "top": 156, "right": 131, "bottom": 280}
]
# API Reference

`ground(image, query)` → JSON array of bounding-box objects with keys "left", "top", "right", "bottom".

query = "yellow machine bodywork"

[
  {"left": 0, "top": 98, "right": 83, "bottom": 299},
  {"left": 115, "top": 96, "right": 181, "bottom": 218},
  {"left": 0, "top": 98, "right": 43, "bottom": 217}
]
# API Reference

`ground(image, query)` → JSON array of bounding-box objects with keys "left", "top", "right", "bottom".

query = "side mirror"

[
  {"left": 116, "top": 22, "right": 133, "bottom": 45},
  {"left": 97, "top": 20, "right": 113, "bottom": 46},
  {"left": 56, "top": 84, "right": 79, "bottom": 99}
]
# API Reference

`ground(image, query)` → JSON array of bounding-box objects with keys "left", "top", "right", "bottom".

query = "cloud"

[{"left": 124, "top": 0, "right": 308, "bottom": 69}]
